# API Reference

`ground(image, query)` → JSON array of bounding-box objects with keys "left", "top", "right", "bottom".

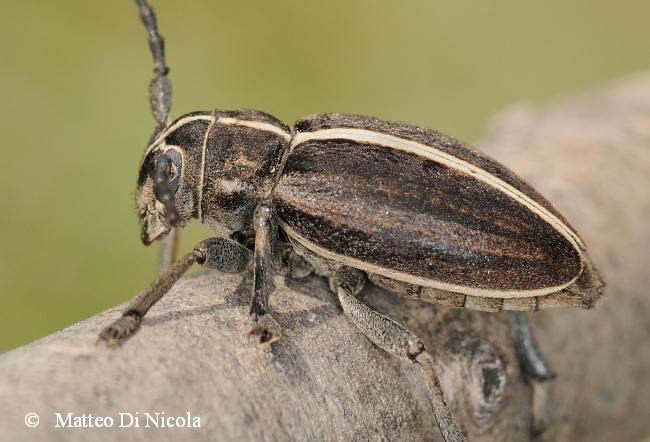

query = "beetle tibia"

[
  {"left": 336, "top": 283, "right": 467, "bottom": 442},
  {"left": 98, "top": 250, "right": 199, "bottom": 344}
]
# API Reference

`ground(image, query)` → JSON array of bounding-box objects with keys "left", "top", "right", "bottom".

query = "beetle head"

[{"left": 136, "top": 126, "right": 200, "bottom": 245}]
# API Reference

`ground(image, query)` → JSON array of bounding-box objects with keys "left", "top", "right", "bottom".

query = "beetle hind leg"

[
  {"left": 509, "top": 311, "right": 555, "bottom": 382},
  {"left": 334, "top": 275, "right": 467, "bottom": 442},
  {"left": 509, "top": 311, "right": 555, "bottom": 437}
]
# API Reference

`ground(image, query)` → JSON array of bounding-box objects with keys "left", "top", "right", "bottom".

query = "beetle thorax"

[{"left": 198, "top": 110, "right": 292, "bottom": 237}]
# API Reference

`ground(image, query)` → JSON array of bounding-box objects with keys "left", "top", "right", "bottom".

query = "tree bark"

[
  {"left": 477, "top": 71, "right": 650, "bottom": 442},
  {"left": 2, "top": 72, "right": 650, "bottom": 442}
]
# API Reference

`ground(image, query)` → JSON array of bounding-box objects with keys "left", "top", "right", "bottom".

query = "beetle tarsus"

[
  {"left": 98, "top": 314, "right": 140, "bottom": 345},
  {"left": 98, "top": 250, "right": 199, "bottom": 343},
  {"left": 249, "top": 313, "right": 282, "bottom": 348}
]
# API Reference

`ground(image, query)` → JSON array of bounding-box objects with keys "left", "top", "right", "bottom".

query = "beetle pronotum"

[{"left": 101, "top": 2, "right": 604, "bottom": 441}]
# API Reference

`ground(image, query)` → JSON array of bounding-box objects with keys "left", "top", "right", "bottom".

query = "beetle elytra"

[{"left": 101, "top": 2, "right": 604, "bottom": 441}]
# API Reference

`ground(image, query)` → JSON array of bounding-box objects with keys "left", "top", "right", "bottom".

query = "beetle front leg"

[
  {"left": 99, "top": 249, "right": 200, "bottom": 343},
  {"left": 335, "top": 277, "right": 467, "bottom": 442},
  {"left": 248, "top": 204, "right": 285, "bottom": 347},
  {"left": 157, "top": 227, "right": 179, "bottom": 275},
  {"left": 99, "top": 237, "right": 253, "bottom": 344}
]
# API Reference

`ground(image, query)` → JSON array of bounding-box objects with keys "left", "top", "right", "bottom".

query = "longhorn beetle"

[{"left": 100, "top": 2, "right": 605, "bottom": 441}]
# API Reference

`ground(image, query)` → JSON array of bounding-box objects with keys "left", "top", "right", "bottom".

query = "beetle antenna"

[
  {"left": 134, "top": 0, "right": 172, "bottom": 127},
  {"left": 135, "top": 0, "right": 179, "bottom": 271},
  {"left": 152, "top": 152, "right": 179, "bottom": 226}
]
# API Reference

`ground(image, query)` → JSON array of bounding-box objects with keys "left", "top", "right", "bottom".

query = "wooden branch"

[
  {"left": 3, "top": 72, "right": 650, "bottom": 441},
  {"left": 478, "top": 71, "right": 650, "bottom": 442}
]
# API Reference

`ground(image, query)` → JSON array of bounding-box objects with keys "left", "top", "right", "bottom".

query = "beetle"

[{"left": 100, "top": 2, "right": 604, "bottom": 441}]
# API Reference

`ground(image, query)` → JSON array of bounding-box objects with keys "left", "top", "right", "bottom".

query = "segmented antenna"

[
  {"left": 134, "top": 0, "right": 178, "bottom": 273},
  {"left": 134, "top": 0, "right": 172, "bottom": 127}
]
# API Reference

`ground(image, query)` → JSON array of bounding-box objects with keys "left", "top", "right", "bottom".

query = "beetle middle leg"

[
  {"left": 248, "top": 204, "right": 312, "bottom": 347},
  {"left": 333, "top": 272, "right": 467, "bottom": 442}
]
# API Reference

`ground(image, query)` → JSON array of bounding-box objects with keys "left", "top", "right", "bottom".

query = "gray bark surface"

[
  {"left": 478, "top": 71, "right": 650, "bottom": 442},
  {"left": 2, "top": 72, "right": 650, "bottom": 442}
]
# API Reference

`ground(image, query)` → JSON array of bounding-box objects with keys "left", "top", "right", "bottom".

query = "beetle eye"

[{"left": 166, "top": 148, "right": 183, "bottom": 192}]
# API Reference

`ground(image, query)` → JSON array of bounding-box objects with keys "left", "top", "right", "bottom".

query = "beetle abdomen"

[{"left": 274, "top": 114, "right": 588, "bottom": 299}]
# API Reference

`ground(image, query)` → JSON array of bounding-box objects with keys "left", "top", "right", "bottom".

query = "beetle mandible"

[{"left": 100, "top": 2, "right": 604, "bottom": 441}]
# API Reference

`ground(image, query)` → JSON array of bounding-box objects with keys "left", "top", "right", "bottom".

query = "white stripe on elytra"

[
  {"left": 281, "top": 222, "right": 578, "bottom": 299},
  {"left": 292, "top": 128, "right": 585, "bottom": 253}
]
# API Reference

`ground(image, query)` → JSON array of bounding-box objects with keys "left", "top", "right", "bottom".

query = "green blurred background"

[{"left": 1, "top": 0, "right": 649, "bottom": 354}]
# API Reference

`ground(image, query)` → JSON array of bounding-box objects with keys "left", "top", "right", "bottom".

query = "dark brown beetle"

[{"left": 101, "top": 3, "right": 604, "bottom": 441}]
